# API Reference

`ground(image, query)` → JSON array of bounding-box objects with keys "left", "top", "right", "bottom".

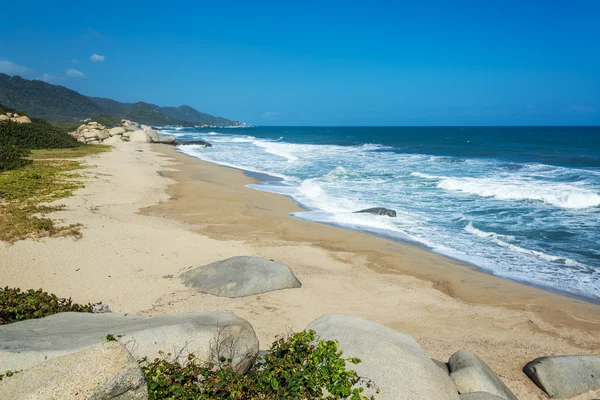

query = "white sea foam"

[
  {"left": 465, "top": 222, "right": 586, "bottom": 268},
  {"left": 438, "top": 177, "right": 600, "bottom": 209}
]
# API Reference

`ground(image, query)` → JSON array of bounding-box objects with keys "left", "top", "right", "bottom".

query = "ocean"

[{"left": 159, "top": 126, "right": 600, "bottom": 303}]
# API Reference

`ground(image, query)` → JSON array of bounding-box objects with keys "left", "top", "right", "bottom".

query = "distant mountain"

[{"left": 0, "top": 73, "right": 239, "bottom": 126}]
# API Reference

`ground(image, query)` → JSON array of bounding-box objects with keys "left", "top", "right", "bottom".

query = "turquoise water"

[{"left": 161, "top": 126, "right": 600, "bottom": 302}]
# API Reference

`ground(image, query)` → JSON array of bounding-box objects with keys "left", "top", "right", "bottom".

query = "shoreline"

[
  {"left": 149, "top": 146, "right": 600, "bottom": 326},
  {"left": 1, "top": 143, "right": 599, "bottom": 398}
]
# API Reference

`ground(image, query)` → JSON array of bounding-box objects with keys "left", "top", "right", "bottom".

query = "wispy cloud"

[
  {"left": 38, "top": 73, "right": 64, "bottom": 83},
  {"left": 90, "top": 53, "right": 105, "bottom": 62},
  {"left": 72, "top": 59, "right": 80, "bottom": 64},
  {"left": 565, "top": 104, "right": 598, "bottom": 114},
  {"left": 262, "top": 111, "right": 280, "bottom": 120},
  {"left": 0, "top": 60, "right": 34, "bottom": 76},
  {"left": 66, "top": 69, "right": 85, "bottom": 78},
  {"left": 87, "top": 27, "right": 102, "bottom": 38}
]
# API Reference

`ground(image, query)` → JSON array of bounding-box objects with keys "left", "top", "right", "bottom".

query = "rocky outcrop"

[
  {"left": 306, "top": 314, "right": 459, "bottom": 399},
  {"left": 0, "top": 112, "right": 32, "bottom": 123},
  {"left": 448, "top": 350, "right": 517, "bottom": 400},
  {"left": 354, "top": 207, "right": 397, "bottom": 217},
  {"left": 0, "top": 311, "right": 259, "bottom": 373},
  {"left": 0, "top": 341, "right": 147, "bottom": 400},
  {"left": 523, "top": 355, "right": 600, "bottom": 399},
  {"left": 70, "top": 119, "right": 176, "bottom": 145},
  {"left": 181, "top": 256, "right": 302, "bottom": 298}
]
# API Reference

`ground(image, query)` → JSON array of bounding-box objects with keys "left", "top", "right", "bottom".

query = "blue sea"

[{"left": 159, "top": 126, "right": 600, "bottom": 303}]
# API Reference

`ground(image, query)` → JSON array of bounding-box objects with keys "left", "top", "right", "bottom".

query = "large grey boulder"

[
  {"left": 0, "top": 312, "right": 258, "bottom": 373},
  {"left": 157, "top": 136, "right": 176, "bottom": 144},
  {"left": 181, "top": 256, "right": 302, "bottom": 298},
  {"left": 523, "top": 355, "right": 600, "bottom": 399},
  {"left": 306, "top": 314, "right": 459, "bottom": 400},
  {"left": 141, "top": 125, "right": 160, "bottom": 141},
  {"left": 103, "top": 136, "right": 124, "bottom": 146},
  {"left": 448, "top": 350, "right": 517, "bottom": 400},
  {"left": 0, "top": 341, "right": 146, "bottom": 400},
  {"left": 109, "top": 127, "right": 126, "bottom": 136},
  {"left": 459, "top": 393, "right": 505, "bottom": 400},
  {"left": 354, "top": 207, "right": 397, "bottom": 217},
  {"left": 129, "top": 130, "right": 151, "bottom": 143}
]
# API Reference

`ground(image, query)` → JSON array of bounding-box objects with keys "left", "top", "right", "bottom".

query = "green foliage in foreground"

[
  {"left": 0, "top": 287, "right": 101, "bottom": 325},
  {"left": 142, "top": 329, "right": 376, "bottom": 400},
  {"left": 0, "top": 119, "right": 80, "bottom": 149},
  {"left": 0, "top": 145, "right": 32, "bottom": 172}
]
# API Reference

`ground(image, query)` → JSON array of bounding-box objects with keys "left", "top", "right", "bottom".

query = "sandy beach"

[{"left": 1, "top": 143, "right": 599, "bottom": 399}]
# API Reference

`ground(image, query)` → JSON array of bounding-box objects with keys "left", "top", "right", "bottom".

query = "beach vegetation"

[
  {"left": 0, "top": 119, "right": 80, "bottom": 149},
  {"left": 0, "top": 287, "right": 101, "bottom": 325},
  {"left": 0, "top": 145, "right": 32, "bottom": 172},
  {"left": 0, "top": 146, "right": 109, "bottom": 242},
  {"left": 142, "top": 329, "right": 376, "bottom": 399}
]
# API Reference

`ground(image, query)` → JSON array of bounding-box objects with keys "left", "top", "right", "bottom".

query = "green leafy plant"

[
  {"left": 0, "top": 370, "right": 20, "bottom": 382},
  {"left": 0, "top": 119, "right": 80, "bottom": 149},
  {"left": 0, "top": 287, "right": 102, "bottom": 325},
  {"left": 141, "top": 329, "right": 377, "bottom": 399},
  {"left": 0, "top": 144, "right": 32, "bottom": 172}
]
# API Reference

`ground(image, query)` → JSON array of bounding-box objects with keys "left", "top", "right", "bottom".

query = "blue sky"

[{"left": 1, "top": 0, "right": 599, "bottom": 125}]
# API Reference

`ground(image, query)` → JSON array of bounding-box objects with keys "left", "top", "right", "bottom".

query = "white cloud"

[
  {"left": 87, "top": 27, "right": 102, "bottom": 38},
  {"left": 566, "top": 104, "right": 598, "bottom": 114},
  {"left": 72, "top": 59, "right": 80, "bottom": 64},
  {"left": 38, "top": 73, "right": 64, "bottom": 83},
  {"left": 262, "top": 111, "right": 280, "bottom": 120},
  {"left": 0, "top": 60, "right": 34, "bottom": 76},
  {"left": 66, "top": 69, "right": 85, "bottom": 78},
  {"left": 90, "top": 53, "right": 105, "bottom": 62}
]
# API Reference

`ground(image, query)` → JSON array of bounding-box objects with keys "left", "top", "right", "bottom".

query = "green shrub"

[
  {"left": 142, "top": 329, "right": 377, "bottom": 399},
  {"left": 0, "top": 287, "right": 101, "bottom": 325},
  {"left": 0, "top": 120, "right": 80, "bottom": 149},
  {"left": 0, "top": 145, "right": 32, "bottom": 172}
]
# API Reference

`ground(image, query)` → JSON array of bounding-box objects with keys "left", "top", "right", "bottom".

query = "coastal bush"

[
  {"left": 0, "top": 119, "right": 80, "bottom": 149},
  {"left": 0, "top": 145, "right": 32, "bottom": 172},
  {"left": 0, "top": 287, "right": 101, "bottom": 325},
  {"left": 141, "top": 329, "right": 376, "bottom": 399}
]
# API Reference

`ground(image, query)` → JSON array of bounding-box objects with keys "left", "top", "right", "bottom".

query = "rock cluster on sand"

[
  {"left": 0, "top": 309, "right": 597, "bottom": 399},
  {"left": 181, "top": 256, "right": 302, "bottom": 298},
  {"left": 71, "top": 119, "right": 176, "bottom": 145},
  {"left": 0, "top": 341, "right": 147, "bottom": 400},
  {"left": 0, "top": 112, "right": 32, "bottom": 123}
]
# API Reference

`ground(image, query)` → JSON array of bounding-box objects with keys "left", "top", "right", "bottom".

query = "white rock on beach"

[
  {"left": 97, "top": 130, "right": 110, "bottom": 140},
  {"left": 0, "top": 311, "right": 259, "bottom": 373},
  {"left": 83, "top": 129, "right": 100, "bottom": 139},
  {"left": 129, "top": 130, "right": 151, "bottom": 143},
  {"left": 10, "top": 115, "right": 32, "bottom": 123},
  {"left": 306, "top": 314, "right": 460, "bottom": 399},
  {"left": 0, "top": 341, "right": 147, "bottom": 400},
  {"left": 0, "top": 115, "right": 9, "bottom": 121}
]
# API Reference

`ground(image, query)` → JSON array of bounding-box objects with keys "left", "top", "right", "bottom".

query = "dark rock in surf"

[
  {"left": 175, "top": 140, "right": 212, "bottom": 147},
  {"left": 354, "top": 207, "right": 397, "bottom": 218}
]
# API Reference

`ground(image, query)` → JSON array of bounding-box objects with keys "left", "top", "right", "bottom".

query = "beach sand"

[{"left": 1, "top": 143, "right": 599, "bottom": 399}]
